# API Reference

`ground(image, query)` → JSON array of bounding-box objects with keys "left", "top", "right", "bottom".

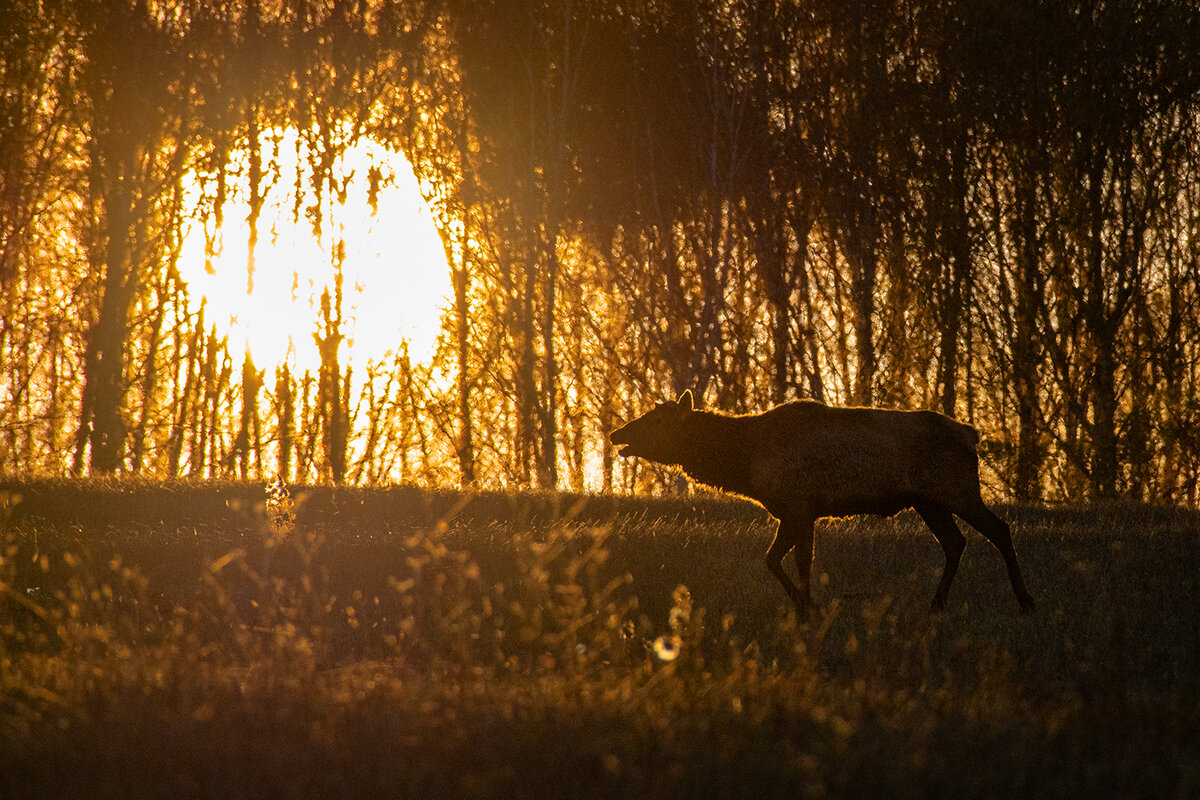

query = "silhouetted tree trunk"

[
  {"left": 452, "top": 227, "right": 475, "bottom": 486},
  {"left": 846, "top": 223, "right": 879, "bottom": 407},
  {"left": 75, "top": 1, "right": 178, "bottom": 473},
  {"left": 82, "top": 195, "right": 135, "bottom": 472},
  {"left": 167, "top": 303, "right": 202, "bottom": 477},
  {"left": 934, "top": 127, "right": 974, "bottom": 418},
  {"left": 130, "top": 279, "right": 168, "bottom": 471},
  {"left": 821, "top": 0, "right": 895, "bottom": 407},
  {"left": 1011, "top": 167, "right": 1045, "bottom": 502},
  {"left": 316, "top": 281, "right": 348, "bottom": 484},
  {"left": 236, "top": 351, "right": 264, "bottom": 479},
  {"left": 275, "top": 364, "right": 295, "bottom": 482},
  {"left": 538, "top": 233, "right": 560, "bottom": 489}
]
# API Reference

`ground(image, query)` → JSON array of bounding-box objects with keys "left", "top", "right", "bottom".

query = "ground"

[{"left": 1, "top": 480, "right": 1197, "bottom": 798}]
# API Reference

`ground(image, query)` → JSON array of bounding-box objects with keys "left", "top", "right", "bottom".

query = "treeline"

[{"left": 2, "top": 0, "right": 1199, "bottom": 502}]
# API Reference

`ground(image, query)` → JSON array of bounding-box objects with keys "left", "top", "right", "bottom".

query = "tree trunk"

[
  {"left": 130, "top": 278, "right": 168, "bottom": 471},
  {"left": 937, "top": 134, "right": 973, "bottom": 418},
  {"left": 84, "top": 176, "right": 136, "bottom": 473},
  {"left": 452, "top": 230, "right": 475, "bottom": 486},
  {"left": 275, "top": 364, "right": 294, "bottom": 482},
  {"left": 1012, "top": 170, "right": 1043, "bottom": 502},
  {"left": 516, "top": 256, "right": 538, "bottom": 486},
  {"left": 1083, "top": 153, "right": 1119, "bottom": 501},
  {"left": 537, "top": 232, "right": 559, "bottom": 489},
  {"left": 848, "top": 224, "right": 877, "bottom": 407}
]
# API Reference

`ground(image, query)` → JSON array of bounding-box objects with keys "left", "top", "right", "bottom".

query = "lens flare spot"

[{"left": 653, "top": 635, "right": 681, "bottom": 662}]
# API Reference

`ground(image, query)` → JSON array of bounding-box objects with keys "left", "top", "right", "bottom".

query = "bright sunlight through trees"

[{"left": 178, "top": 130, "right": 451, "bottom": 375}]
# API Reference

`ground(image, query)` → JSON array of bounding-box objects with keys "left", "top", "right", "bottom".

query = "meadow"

[{"left": 1, "top": 479, "right": 1197, "bottom": 799}]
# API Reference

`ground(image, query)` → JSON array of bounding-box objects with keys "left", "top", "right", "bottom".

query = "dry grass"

[{"left": 0, "top": 480, "right": 1197, "bottom": 798}]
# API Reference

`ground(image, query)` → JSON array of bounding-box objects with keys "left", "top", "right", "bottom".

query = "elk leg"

[
  {"left": 766, "top": 516, "right": 816, "bottom": 614},
  {"left": 958, "top": 501, "right": 1036, "bottom": 612},
  {"left": 915, "top": 502, "right": 966, "bottom": 612}
]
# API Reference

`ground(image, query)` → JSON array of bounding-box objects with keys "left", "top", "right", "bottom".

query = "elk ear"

[{"left": 677, "top": 390, "right": 694, "bottom": 411}]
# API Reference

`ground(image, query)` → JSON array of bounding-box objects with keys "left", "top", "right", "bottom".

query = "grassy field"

[{"left": 1, "top": 479, "right": 1198, "bottom": 798}]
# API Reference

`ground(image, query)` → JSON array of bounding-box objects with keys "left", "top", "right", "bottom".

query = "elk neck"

[{"left": 676, "top": 409, "right": 755, "bottom": 497}]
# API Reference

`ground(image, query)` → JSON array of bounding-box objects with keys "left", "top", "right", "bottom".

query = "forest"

[{"left": 4, "top": 0, "right": 1200, "bottom": 502}]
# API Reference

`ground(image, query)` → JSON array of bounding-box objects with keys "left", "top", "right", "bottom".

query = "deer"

[{"left": 610, "top": 391, "right": 1035, "bottom": 615}]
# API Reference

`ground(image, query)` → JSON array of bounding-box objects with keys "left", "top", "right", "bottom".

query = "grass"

[{"left": 1, "top": 479, "right": 1198, "bottom": 798}]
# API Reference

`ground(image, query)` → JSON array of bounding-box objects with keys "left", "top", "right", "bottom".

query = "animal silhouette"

[{"left": 611, "top": 391, "right": 1035, "bottom": 614}]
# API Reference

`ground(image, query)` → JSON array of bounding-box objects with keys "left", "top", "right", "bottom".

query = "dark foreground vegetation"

[{"left": 1, "top": 480, "right": 1198, "bottom": 799}]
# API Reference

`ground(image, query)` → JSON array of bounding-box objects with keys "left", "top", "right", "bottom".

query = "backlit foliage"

[{"left": 2, "top": 0, "right": 1200, "bottom": 501}]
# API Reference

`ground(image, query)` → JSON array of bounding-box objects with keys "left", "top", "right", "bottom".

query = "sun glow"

[{"left": 179, "top": 132, "right": 451, "bottom": 375}]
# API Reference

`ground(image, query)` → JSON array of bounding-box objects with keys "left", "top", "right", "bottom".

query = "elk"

[{"left": 610, "top": 391, "right": 1035, "bottom": 614}]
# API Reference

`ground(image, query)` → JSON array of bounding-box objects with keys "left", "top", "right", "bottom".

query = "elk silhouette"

[{"left": 610, "top": 391, "right": 1035, "bottom": 614}]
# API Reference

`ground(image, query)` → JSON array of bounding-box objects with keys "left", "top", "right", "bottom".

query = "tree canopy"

[{"left": 3, "top": 0, "right": 1200, "bottom": 502}]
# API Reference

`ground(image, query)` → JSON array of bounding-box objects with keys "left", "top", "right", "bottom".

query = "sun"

[{"left": 178, "top": 132, "right": 451, "bottom": 376}]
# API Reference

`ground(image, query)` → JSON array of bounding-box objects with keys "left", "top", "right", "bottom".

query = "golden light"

[{"left": 178, "top": 131, "right": 451, "bottom": 375}]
